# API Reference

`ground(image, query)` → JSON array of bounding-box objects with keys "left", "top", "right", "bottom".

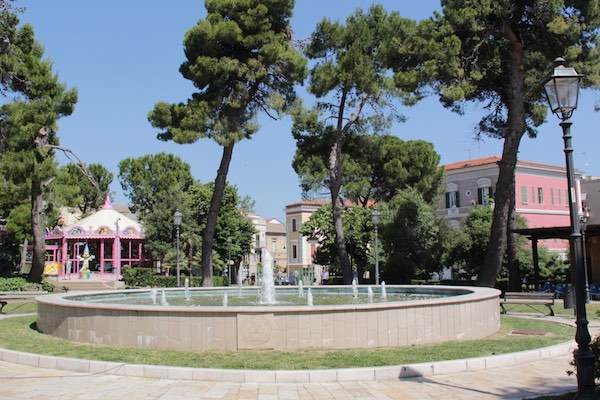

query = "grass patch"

[
  {"left": 501, "top": 300, "right": 600, "bottom": 317},
  {"left": 0, "top": 315, "right": 575, "bottom": 370},
  {"left": 0, "top": 302, "right": 38, "bottom": 314}
]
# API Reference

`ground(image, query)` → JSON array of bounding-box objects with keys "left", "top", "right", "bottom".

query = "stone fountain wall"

[{"left": 36, "top": 286, "right": 501, "bottom": 351}]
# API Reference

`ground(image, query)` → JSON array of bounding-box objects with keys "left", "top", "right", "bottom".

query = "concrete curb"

[{"left": 0, "top": 333, "right": 577, "bottom": 383}]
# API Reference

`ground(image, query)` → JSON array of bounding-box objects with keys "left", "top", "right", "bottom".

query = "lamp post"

[
  {"left": 580, "top": 207, "right": 590, "bottom": 303},
  {"left": 544, "top": 57, "right": 595, "bottom": 398},
  {"left": 173, "top": 210, "right": 183, "bottom": 287},
  {"left": 227, "top": 238, "right": 232, "bottom": 284},
  {"left": 371, "top": 210, "right": 380, "bottom": 285}
]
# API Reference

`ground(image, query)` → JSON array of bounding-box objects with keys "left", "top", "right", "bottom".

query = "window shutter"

[
  {"left": 477, "top": 188, "right": 483, "bottom": 205},
  {"left": 445, "top": 192, "right": 450, "bottom": 208},
  {"left": 456, "top": 191, "right": 460, "bottom": 207}
]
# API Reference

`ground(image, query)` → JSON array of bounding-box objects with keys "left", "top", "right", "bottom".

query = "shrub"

[
  {"left": 121, "top": 267, "right": 209, "bottom": 288},
  {"left": 0, "top": 277, "right": 52, "bottom": 292},
  {"left": 568, "top": 333, "right": 600, "bottom": 386}
]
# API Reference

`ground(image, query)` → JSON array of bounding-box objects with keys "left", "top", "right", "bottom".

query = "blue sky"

[{"left": 14, "top": 0, "right": 600, "bottom": 222}]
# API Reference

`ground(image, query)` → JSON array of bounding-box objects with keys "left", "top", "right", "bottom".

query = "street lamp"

[
  {"left": 544, "top": 57, "right": 595, "bottom": 398},
  {"left": 371, "top": 210, "right": 380, "bottom": 285},
  {"left": 173, "top": 210, "right": 183, "bottom": 287},
  {"left": 580, "top": 207, "right": 590, "bottom": 303},
  {"left": 227, "top": 238, "right": 232, "bottom": 284}
]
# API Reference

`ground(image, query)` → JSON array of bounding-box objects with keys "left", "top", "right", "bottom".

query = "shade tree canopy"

[
  {"left": 148, "top": 0, "right": 306, "bottom": 286},
  {"left": 386, "top": 0, "right": 600, "bottom": 286},
  {"left": 0, "top": 9, "right": 77, "bottom": 282}
]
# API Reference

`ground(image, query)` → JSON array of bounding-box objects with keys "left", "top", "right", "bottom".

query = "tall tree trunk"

[
  {"left": 201, "top": 143, "right": 234, "bottom": 287},
  {"left": 329, "top": 134, "right": 352, "bottom": 284},
  {"left": 507, "top": 196, "right": 522, "bottom": 291},
  {"left": 28, "top": 128, "right": 50, "bottom": 283},
  {"left": 477, "top": 26, "right": 527, "bottom": 287}
]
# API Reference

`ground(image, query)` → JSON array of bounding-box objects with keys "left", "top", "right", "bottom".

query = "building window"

[
  {"left": 537, "top": 187, "right": 544, "bottom": 204},
  {"left": 292, "top": 218, "right": 297, "bottom": 232},
  {"left": 531, "top": 187, "right": 536, "bottom": 204},
  {"left": 478, "top": 187, "right": 493, "bottom": 205},
  {"left": 521, "top": 186, "right": 528, "bottom": 204},
  {"left": 272, "top": 239, "right": 277, "bottom": 253},
  {"left": 292, "top": 244, "right": 297, "bottom": 259},
  {"left": 558, "top": 189, "right": 562, "bottom": 205},
  {"left": 445, "top": 191, "right": 460, "bottom": 208},
  {"left": 550, "top": 188, "right": 555, "bottom": 205}
]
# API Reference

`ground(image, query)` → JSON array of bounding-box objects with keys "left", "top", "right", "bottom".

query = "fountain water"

[
  {"left": 298, "top": 280, "right": 304, "bottom": 297},
  {"left": 150, "top": 289, "right": 157, "bottom": 305},
  {"left": 160, "top": 289, "right": 169, "bottom": 306},
  {"left": 260, "top": 250, "right": 276, "bottom": 304},
  {"left": 352, "top": 278, "right": 358, "bottom": 298},
  {"left": 367, "top": 286, "right": 373, "bottom": 303},
  {"left": 307, "top": 288, "right": 313, "bottom": 306},
  {"left": 184, "top": 278, "right": 191, "bottom": 301},
  {"left": 238, "top": 266, "right": 244, "bottom": 295},
  {"left": 223, "top": 292, "right": 228, "bottom": 307},
  {"left": 381, "top": 281, "right": 387, "bottom": 301}
]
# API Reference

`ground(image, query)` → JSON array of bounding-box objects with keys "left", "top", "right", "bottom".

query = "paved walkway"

[{"left": 0, "top": 314, "right": 596, "bottom": 399}]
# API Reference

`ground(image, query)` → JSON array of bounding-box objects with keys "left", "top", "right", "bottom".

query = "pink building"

[
  {"left": 43, "top": 196, "right": 151, "bottom": 279},
  {"left": 437, "top": 156, "right": 577, "bottom": 253}
]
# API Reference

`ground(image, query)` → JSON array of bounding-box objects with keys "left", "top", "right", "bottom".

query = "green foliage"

[
  {"left": 0, "top": 276, "right": 51, "bottom": 291},
  {"left": 449, "top": 207, "right": 494, "bottom": 278},
  {"left": 121, "top": 267, "right": 205, "bottom": 288},
  {"left": 293, "top": 5, "right": 416, "bottom": 283},
  {"left": 118, "top": 153, "right": 195, "bottom": 215},
  {"left": 518, "top": 246, "right": 570, "bottom": 284},
  {"left": 148, "top": 0, "right": 306, "bottom": 285},
  {"left": 0, "top": 10, "right": 77, "bottom": 283},
  {"left": 299, "top": 203, "right": 373, "bottom": 277},
  {"left": 55, "top": 163, "right": 113, "bottom": 215},
  {"left": 380, "top": 189, "right": 443, "bottom": 282},
  {"left": 294, "top": 133, "right": 444, "bottom": 205},
  {"left": 184, "top": 181, "right": 256, "bottom": 264},
  {"left": 386, "top": 0, "right": 599, "bottom": 286}
]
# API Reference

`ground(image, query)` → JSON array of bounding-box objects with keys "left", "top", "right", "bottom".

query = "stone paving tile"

[{"left": 0, "top": 348, "right": 585, "bottom": 400}]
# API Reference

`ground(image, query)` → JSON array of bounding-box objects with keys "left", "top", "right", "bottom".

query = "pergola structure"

[
  {"left": 43, "top": 196, "right": 151, "bottom": 279},
  {"left": 513, "top": 224, "right": 600, "bottom": 290}
]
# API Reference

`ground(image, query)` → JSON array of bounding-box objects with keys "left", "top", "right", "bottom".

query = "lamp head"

[
  {"left": 173, "top": 210, "right": 183, "bottom": 226},
  {"left": 371, "top": 209, "right": 381, "bottom": 226},
  {"left": 543, "top": 57, "right": 583, "bottom": 120}
]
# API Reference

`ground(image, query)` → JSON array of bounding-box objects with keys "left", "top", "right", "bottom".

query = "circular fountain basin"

[{"left": 36, "top": 285, "right": 501, "bottom": 351}]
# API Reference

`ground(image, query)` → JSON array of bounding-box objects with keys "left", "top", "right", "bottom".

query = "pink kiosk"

[{"left": 44, "top": 196, "right": 150, "bottom": 279}]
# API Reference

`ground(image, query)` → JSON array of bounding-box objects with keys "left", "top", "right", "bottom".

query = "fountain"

[
  {"left": 36, "top": 258, "right": 501, "bottom": 351},
  {"left": 260, "top": 251, "right": 276, "bottom": 304},
  {"left": 184, "top": 278, "right": 191, "bottom": 301},
  {"left": 223, "top": 292, "right": 228, "bottom": 307},
  {"left": 237, "top": 266, "right": 244, "bottom": 292},
  {"left": 160, "top": 289, "right": 168, "bottom": 306}
]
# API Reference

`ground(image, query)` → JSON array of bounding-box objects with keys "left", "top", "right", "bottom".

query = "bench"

[
  {"left": 500, "top": 292, "right": 555, "bottom": 316},
  {"left": 0, "top": 291, "right": 48, "bottom": 313}
]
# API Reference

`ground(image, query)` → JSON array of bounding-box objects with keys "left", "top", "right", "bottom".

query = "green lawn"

[
  {"left": 0, "top": 312, "right": 576, "bottom": 370},
  {"left": 501, "top": 299, "right": 600, "bottom": 318}
]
